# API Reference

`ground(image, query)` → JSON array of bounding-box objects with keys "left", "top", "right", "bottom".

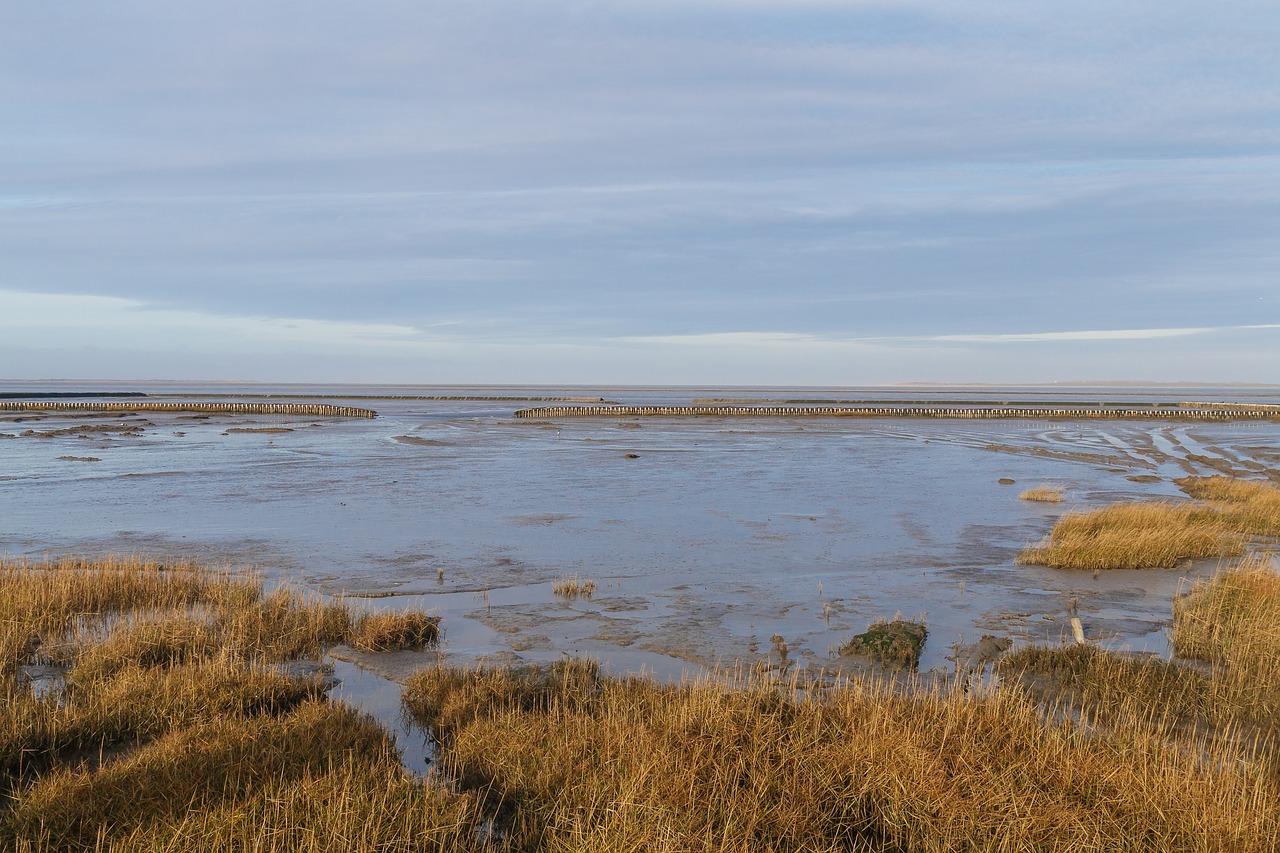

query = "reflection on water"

[
  {"left": 3, "top": 383, "right": 1279, "bottom": 680},
  {"left": 328, "top": 657, "right": 436, "bottom": 777}
]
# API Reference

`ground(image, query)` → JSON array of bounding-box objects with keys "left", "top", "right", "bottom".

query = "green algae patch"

[{"left": 840, "top": 618, "right": 928, "bottom": 669}]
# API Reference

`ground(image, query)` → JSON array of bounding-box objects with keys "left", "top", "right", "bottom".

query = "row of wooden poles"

[
  {"left": 514, "top": 405, "right": 1280, "bottom": 421},
  {"left": 0, "top": 401, "right": 377, "bottom": 418}
]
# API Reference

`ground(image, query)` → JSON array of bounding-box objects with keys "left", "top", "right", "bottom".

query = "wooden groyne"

[
  {"left": 513, "top": 405, "right": 1280, "bottom": 422},
  {"left": 0, "top": 401, "right": 377, "bottom": 418}
]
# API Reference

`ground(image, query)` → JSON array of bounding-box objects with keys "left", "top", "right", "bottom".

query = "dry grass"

[
  {"left": 552, "top": 575, "right": 598, "bottom": 600},
  {"left": 1179, "top": 475, "right": 1280, "bottom": 535},
  {"left": 1001, "top": 556, "right": 1280, "bottom": 772},
  {"left": 1016, "top": 501, "right": 1240, "bottom": 569},
  {"left": 1016, "top": 476, "right": 1280, "bottom": 570},
  {"left": 1173, "top": 556, "right": 1280, "bottom": 720},
  {"left": 8, "top": 552, "right": 1280, "bottom": 849},
  {"left": 1019, "top": 486, "right": 1064, "bottom": 503},
  {"left": 404, "top": 660, "right": 1280, "bottom": 851},
  {"left": 10, "top": 763, "right": 484, "bottom": 853},
  {"left": 0, "top": 556, "right": 462, "bottom": 852},
  {"left": 348, "top": 609, "right": 440, "bottom": 652}
]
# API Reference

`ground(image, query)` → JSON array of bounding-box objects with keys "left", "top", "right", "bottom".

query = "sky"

[{"left": 2, "top": 1, "right": 1278, "bottom": 386}]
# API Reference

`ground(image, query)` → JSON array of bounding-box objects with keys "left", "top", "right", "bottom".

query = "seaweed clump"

[{"left": 840, "top": 618, "right": 928, "bottom": 669}]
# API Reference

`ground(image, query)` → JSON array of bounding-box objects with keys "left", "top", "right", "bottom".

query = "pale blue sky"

[{"left": 2, "top": 1, "right": 1278, "bottom": 384}]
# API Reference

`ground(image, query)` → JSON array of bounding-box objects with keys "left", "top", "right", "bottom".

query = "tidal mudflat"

[
  {"left": 4, "top": 383, "right": 1280, "bottom": 848},
  {"left": 4, "top": 383, "right": 1279, "bottom": 682}
]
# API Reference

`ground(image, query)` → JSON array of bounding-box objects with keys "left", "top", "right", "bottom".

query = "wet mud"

[{"left": 3, "top": 385, "right": 1279, "bottom": 687}]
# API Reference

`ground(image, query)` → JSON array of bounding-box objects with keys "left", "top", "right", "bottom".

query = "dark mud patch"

[
  {"left": 223, "top": 427, "right": 294, "bottom": 434},
  {"left": 998, "top": 478, "right": 1016, "bottom": 485},
  {"left": 393, "top": 435, "right": 452, "bottom": 446},
  {"left": 56, "top": 456, "right": 101, "bottom": 462},
  {"left": 506, "top": 513, "right": 579, "bottom": 526},
  {"left": 840, "top": 619, "right": 928, "bottom": 669},
  {"left": 1127, "top": 474, "right": 1162, "bottom": 483},
  {"left": 948, "top": 635, "right": 1011, "bottom": 671}
]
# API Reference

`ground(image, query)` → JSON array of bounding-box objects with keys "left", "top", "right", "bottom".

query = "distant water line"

[{"left": 513, "top": 404, "right": 1280, "bottom": 422}]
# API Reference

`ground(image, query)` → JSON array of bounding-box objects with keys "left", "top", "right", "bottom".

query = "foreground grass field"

[
  {"left": 0, "top": 556, "right": 460, "bottom": 852},
  {"left": 5, "top": 542, "right": 1280, "bottom": 850},
  {"left": 403, "top": 561, "right": 1280, "bottom": 851},
  {"left": 1017, "top": 475, "right": 1280, "bottom": 569}
]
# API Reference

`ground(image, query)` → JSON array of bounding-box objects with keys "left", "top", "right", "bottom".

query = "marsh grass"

[
  {"left": 1, "top": 556, "right": 458, "bottom": 852},
  {"left": 1018, "top": 486, "right": 1064, "bottom": 503},
  {"left": 14, "top": 762, "right": 484, "bottom": 853},
  {"left": 1173, "top": 556, "right": 1280, "bottom": 721},
  {"left": 349, "top": 609, "right": 441, "bottom": 652},
  {"left": 5, "top": 553, "right": 1280, "bottom": 849},
  {"left": 404, "top": 659, "right": 1280, "bottom": 851},
  {"left": 552, "top": 575, "right": 597, "bottom": 600},
  {"left": 1016, "top": 476, "right": 1280, "bottom": 570}
]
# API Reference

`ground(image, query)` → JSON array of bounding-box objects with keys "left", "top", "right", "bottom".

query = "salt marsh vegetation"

[
  {"left": 5, "top": 544, "right": 1280, "bottom": 849},
  {"left": 0, "top": 556, "right": 456, "bottom": 852},
  {"left": 1017, "top": 476, "right": 1280, "bottom": 570},
  {"left": 552, "top": 575, "right": 597, "bottom": 600},
  {"left": 1018, "top": 485, "right": 1064, "bottom": 502}
]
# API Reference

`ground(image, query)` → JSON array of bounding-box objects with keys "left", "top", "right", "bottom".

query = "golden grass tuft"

[
  {"left": 17, "top": 762, "right": 484, "bottom": 853},
  {"left": 1016, "top": 501, "right": 1241, "bottom": 569},
  {"left": 1016, "top": 476, "right": 1280, "bottom": 570},
  {"left": 1019, "top": 485, "right": 1064, "bottom": 503},
  {"left": 552, "top": 575, "right": 598, "bottom": 600},
  {"left": 349, "top": 609, "right": 441, "bottom": 652}
]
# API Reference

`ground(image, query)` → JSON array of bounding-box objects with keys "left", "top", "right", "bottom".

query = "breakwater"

[
  {"left": 513, "top": 405, "right": 1280, "bottom": 422},
  {"left": 0, "top": 401, "right": 377, "bottom": 418}
]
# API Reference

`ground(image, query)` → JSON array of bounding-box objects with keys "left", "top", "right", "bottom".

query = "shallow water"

[{"left": 3, "top": 382, "right": 1279, "bottom": 687}]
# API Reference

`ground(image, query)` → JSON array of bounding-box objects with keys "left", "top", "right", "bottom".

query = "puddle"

[
  {"left": 18, "top": 664, "right": 67, "bottom": 701},
  {"left": 327, "top": 656, "right": 436, "bottom": 777}
]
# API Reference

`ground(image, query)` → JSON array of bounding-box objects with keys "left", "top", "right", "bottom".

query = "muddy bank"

[{"left": 0, "top": 401, "right": 376, "bottom": 418}]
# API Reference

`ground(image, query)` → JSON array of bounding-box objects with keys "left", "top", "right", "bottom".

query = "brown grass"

[
  {"left": 1016, "top": 476, "right": 1280, "bottom": 570},
  {"left": 0, "top": 556, "right": 463, "bottom": 852},
  {"left": 1016, "top": 501, "right": 1240, "bottom": 569},
  {"left": 552, "top": 575, "right": 598, "bottom": 600},
  {"left": 404, "top": 660, "right": 1280, "bottom": 851},
  {"left": 348, "top": 609, "right": 441, "bottom": 652},
  {"left": 7, "top": 553, "right": 1280, "bottom": 849},
  {"left": 1018, "top": 486, "right": 1064, "bottom": 503},
  {"left": 1173, "top": 556, "right": 1280, "bottom": 719}
]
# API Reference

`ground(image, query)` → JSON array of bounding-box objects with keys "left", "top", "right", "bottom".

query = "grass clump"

[
  {"left": 552, "top": 575, "right": 597, "bottom": 600},
  {"left": 1016, "top": 476, "right": 1280, "bottom": 570},
  {"left": 1016, "top": 501, "right": 1239, "bottom": 569},
  {"left": 349, "top": 609, "right": 440, "bottom": 652},
  {"left": 839, "top": 618, "right": 928, "bottom": 670},
  {"left": 1019, "top": 486, "right": 1064, "bottom": 503}
]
